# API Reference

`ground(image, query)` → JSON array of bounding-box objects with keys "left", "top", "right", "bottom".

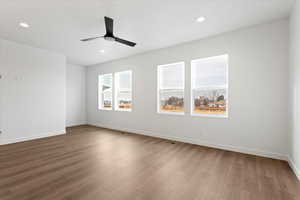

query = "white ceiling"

[{"left": 0, "top": 0, "right": 294, "bottom": 66}]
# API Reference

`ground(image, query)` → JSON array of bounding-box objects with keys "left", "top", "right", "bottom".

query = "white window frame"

[
  {"left": 157, "top": 62, "right": 185, "bottom": 115},
  {"left": 98, "top": 73, "right": 113, "bottom": 111},
  {"left": 190, "top": 54, "right": 229, "bottom": 118},
  {"left": 114, "top": 70, "right": 133, "bottom": 112}
]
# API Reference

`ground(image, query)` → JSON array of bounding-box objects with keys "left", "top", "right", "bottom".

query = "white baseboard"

[
  {"left": 288, "top": 156, "right": 300, "bottom": 181},
  {"left": 0, "top": 130, "right": 66, "bottom": 145},
  {"left": 66, "top": 122, "right": 87, "bottom": 128},
  {"left": 88, "top": 122, "right": 287, "bottom": 161},
  {"left": 66, "top": 124, "right": 88, "bottom": 128}
]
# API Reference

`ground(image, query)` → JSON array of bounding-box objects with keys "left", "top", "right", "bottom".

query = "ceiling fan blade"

[
  {"left": 80, "top": 36, "right": 103, "bottom": 42},
  {"left": 115, "top": 37, "right": 136, "bottom": 47},
  {"left": 105, "top": 16, "right": 114, "bottom": 36}
]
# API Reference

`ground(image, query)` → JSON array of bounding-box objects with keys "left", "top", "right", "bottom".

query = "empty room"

[{"left": 1, "top": 0, "right": 300, "bottom": 199}]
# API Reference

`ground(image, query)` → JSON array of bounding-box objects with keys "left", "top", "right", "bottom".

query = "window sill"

[
  {"left": 190, "top": 113, "right": 228, "bottom": 119},
  {"left": 157, "top": 111, "right": 184, "bottom": 116},
  {"left": 115, "top": 109, "right": 132, "bottom": 112},
  {"left": 98, "top": 108, "right": 113, "bottom": 111}
]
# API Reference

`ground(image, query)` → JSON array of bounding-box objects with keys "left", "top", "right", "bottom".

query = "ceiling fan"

[{"left": 81, "top": 16, "right": 137, "bottom": 47}]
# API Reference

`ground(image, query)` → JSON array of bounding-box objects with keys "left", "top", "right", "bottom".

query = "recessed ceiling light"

[
  {"left": 19, "top": 22, "right": 30, "bottom": 28},
  {"left": 100, "top": 50, "right": 105, "bottom": 53},
  {"left": 196, "top": 17, "right": 206, "bottom": 23}
]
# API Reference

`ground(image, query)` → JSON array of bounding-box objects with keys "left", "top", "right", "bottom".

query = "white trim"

[
  {"left": 66, "top": 123, "right": 87, "bottom": 128},
  {"left": 158, "top": 111, "right": 184, "bottom": 116},
  {"left": 66, "top": 124, "right": 87, "bottom": 128},
  {"left": 98, "top": 108, "right": 113, "bottom": 111},
  {"left": 0, "top": 130, "right": 66, "bottom": 145},
  {"left": 157, "top": 61, "right": 186, "bottom": 68},
  {"left": 115, "top": 108, "right": 132, "bottom": 112},
  {"left": 288, "top": 156, "right": 300, "bottom": 181},
  {"left": 89, "top": 122, "right": 287, "bottom": 161},
  {"left": 191, "top": 113, "right": 228, "bottom": 118}
]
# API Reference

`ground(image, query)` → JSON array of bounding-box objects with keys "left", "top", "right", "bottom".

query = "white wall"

[
  {"left": 0, "top": 39, "right": 66, "bottom": 145},
  {"left": 289, "top": 0, "right": 300, "bottom": 179},
  {"left": 87, "top": 19, "right": 289, "bottom": 159},
  {"left": 66, "top": 63, "right": 86, "bottom": 127}
]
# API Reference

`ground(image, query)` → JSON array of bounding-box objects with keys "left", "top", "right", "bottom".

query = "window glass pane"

[
  {"left": 158, "top": 62, "right": 184, "bottom": 114},
  {"left": 115, "top": 71, "right": 132, "bottom": 111},
  {"left": 159, "top": 89, "right": 184, "bottom": 113},
  {"left": 191, "top": 55, "right": 228, "bottom": 117},
  {"left": 159, "top": 63, "right": 184, "bottom": 89},
  {"left": 98, "top": 74, "right": 113, "bottom": 110}
]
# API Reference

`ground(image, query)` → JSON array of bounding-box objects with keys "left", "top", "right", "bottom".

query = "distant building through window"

[
  {"left": 157, "top": 62, "right": 185, "bottom": 114},
  {"left": 191, "top": 55, "right": 228, "bottom": 117},
  {"left": 98, "top": 73, "right": 113, "bottom": 110}
]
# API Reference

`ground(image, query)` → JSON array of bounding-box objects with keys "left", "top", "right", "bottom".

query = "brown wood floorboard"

[{"left": 0, "top": 125, "right": 299, "bottom": 200}]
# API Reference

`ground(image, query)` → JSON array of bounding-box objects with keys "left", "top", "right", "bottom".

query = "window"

[
  {"left": 114, "top": 71, "right": 132, "bottom": 111},
  {"left": 191, "top": 55, "right": 228, "bottom": 117},
  {"left": 98, "top": 74, "right": 113, "bottom": 110},
  {"left": 157, "top": 62, "right": 185, "bottom": 114}
]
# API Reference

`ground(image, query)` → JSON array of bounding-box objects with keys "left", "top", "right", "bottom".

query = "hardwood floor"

[{"left": 0, "top": 125, "right": 299, "bottom": 200}]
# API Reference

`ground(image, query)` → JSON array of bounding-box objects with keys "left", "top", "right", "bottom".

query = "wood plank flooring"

[{"left": 0, "top": 125, "right": 299, "bottom": 200}]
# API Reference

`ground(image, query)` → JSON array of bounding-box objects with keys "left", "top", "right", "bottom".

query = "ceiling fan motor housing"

[{"left": 104, "top": 35, "right": 116, "bottom": 42}]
